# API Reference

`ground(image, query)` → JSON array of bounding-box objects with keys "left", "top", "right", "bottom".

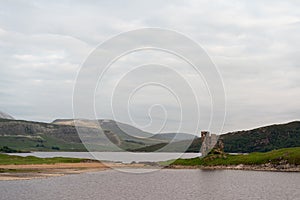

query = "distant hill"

[
  {"left": 133, "top": 121, "right": 300, "bottom": 153},
  {"left": 0, "top": 111, "right": 14, "bottom": 120},
  {"left": 0, "top": 118, "right": 168, "bottom": 152},
  {"left": 53, "top": 119, "right": 154, "bottom": 138},
  {"left": 0, "top": 118, "right": 88, "bottom": 152},
  {"left": 0, "top": 118, "right": 299, "bottom": 153},
  {"left": 220, "top": 121, "right": 300, "bottom": 153},
  {"left": 132, "top": 139, "right": 200, "bottom": 152},
  {"left": 52, "top": 119, "right": 164, "bottom": 148},
  {"left": 52, "top": 119, "right": 197, "bottom": 152},
  {"left": 151, "top": 132, "right": 198, "bottom": 141}
]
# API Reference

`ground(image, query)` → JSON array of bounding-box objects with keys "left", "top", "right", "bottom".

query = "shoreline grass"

[
  {"left": 171, "top": 147, "right": 300, "bottom": 166},
  {"left": 0, "top": 153, "right": 89, "bottom": 165}
]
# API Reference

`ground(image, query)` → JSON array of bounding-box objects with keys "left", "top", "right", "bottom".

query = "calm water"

[
  {"left": 0, "top": 169, "right": 299, "bottom": 200},
  {"left": 8, "top": 152, "right": 201, "bottom": 163}
]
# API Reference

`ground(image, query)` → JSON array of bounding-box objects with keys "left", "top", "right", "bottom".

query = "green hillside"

[
  {"left": 0, "top": 119, "right": 167, "bottom": 152},
  {"left": 220, "top": 121, "right": 300, "bottom": 153},
  {"left": 0, "top": 118, "right": 299, "bottom": 153},
  {"left": 132, "top": 121, "right": 300, "bottom": 153}
]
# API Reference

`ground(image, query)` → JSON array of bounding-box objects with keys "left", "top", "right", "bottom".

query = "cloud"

[{"left": 0, "top": 0, "right": 299, "bottom": 133}]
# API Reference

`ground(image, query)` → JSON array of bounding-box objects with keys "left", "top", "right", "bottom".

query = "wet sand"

[{"left": 0, "top": 162, "right": 146, "bottom": 181}]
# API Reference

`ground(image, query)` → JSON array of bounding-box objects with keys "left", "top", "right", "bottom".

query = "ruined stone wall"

[{"left": 200, "top": 131, "right": 219, "bottom": 156}]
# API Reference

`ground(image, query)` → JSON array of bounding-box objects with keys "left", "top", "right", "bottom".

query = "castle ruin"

[{"left": 200, "top": 131, "right": 219, "bottom": 156}]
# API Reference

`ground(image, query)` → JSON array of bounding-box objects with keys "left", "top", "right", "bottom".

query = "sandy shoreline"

[{"left": 0, "top": 162, "right": 146, "bottom": 181}]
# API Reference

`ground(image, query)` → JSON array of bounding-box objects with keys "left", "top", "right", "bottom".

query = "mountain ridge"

[
  {"left": 0, "top": 117, "right": 299, "bottom": 153},
  {"left": 0, "top": 118, "right": 169, "bottom": 152}
]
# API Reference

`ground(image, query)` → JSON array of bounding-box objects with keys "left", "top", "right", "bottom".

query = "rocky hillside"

[
  {"left": 0, "top": 118, "right": 89, "bottom": 151},
  {"left": 0, "top": 118, "right": 167, "bottom": 152}
]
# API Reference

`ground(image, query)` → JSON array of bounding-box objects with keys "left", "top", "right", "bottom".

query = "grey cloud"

[{"left": 0, "top": 0, "right": 299, "bottom": 133}]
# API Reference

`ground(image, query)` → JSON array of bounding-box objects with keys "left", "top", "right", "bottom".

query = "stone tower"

[{"left": 200, "top": 131, "right": 219, "bottom": 157}]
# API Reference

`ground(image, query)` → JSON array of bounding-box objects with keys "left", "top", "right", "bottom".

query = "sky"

[{"left": 0, "top": 0, "right": 300, "bottom": 134}]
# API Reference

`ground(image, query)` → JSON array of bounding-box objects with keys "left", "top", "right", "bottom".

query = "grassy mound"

[{"left": 172, "top": 147, "right": 300, "bottom": 166}]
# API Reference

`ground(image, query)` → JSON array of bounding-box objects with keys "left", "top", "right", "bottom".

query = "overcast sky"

[{"left": 0, "top": 0, "right": 300, "bottom": 134}]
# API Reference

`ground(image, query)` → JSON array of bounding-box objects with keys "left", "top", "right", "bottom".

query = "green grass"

[
  {"left": 172, "top": 147, "right": 300, "bottom": 166},
  {"left": 0, "top": 153, "right": 88, "bottom": 165},
  {"left": 0, "top": 168, "right": 43, "bottom": 173}
]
